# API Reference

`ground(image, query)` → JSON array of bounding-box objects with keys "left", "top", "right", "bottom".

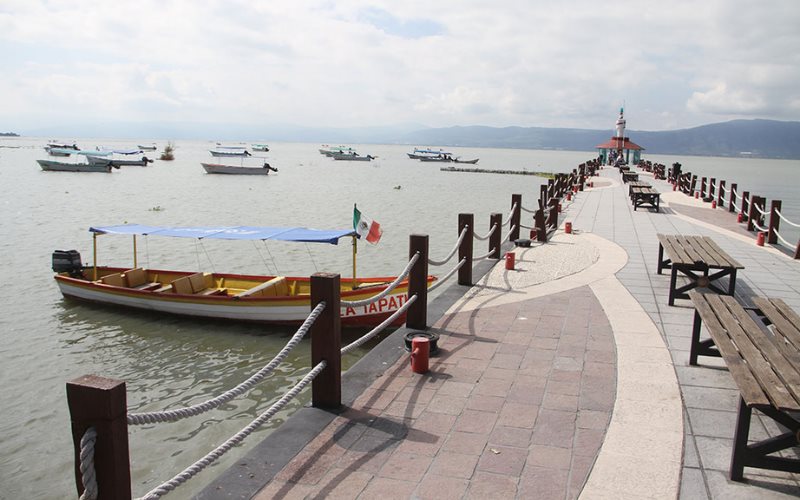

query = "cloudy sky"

[{"left": 1, "top": 0, "right": 799, "bottom": 134}]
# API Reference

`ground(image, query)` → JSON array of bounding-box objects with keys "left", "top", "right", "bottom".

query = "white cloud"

[{"left": 1, "top": 0, "right": 799, "bottom": 132}]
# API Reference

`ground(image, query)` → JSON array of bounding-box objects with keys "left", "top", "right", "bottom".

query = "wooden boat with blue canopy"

[{"left": 52, "top": 224, "right": 436, "bottom": 327}]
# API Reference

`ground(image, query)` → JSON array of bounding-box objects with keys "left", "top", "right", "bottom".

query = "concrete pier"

[{"left": 199, "top": 165, "right": 800, "bottom": 499}]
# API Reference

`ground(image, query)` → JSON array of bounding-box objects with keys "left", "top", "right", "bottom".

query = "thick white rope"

[
  {"left": 474, "top": 248, "right": 497, "bottom": 261},
  {"left": 520, "top": 204, "right": 538, "bottom": 214},
  {"left": 79, "top": 427, "right": 98, "bottom": 500},
  {"left": 773, "top": 228, "right": 793, "bottom": 247},
  {"left": 429, "top": 227, "right": 467, "bottom": 266},
  {"left": 341, "top": 253, "right": 419, "bottom": 308},
  {"left": 127, "top": 302, "right": 325, "bottom": 425},
  {"left": 519, "top": 223, "right": 535, "bottom": 230},
  {"left": 501, "top": 202, "right": 518, "bottom": 227},
  {"left": 501, "top": 225, "right": 517, "bottom": 244},
  {"left": 340, "top": 295, "right": 418, "bottom": 356},
  {"left": 752, "top": 220, "right": 768, "bottom": 232},
  {"left": 473, "top": 223, "right": 497, "bottom": 242},
  {"left": 753, "top": 203, "right": 767, "bottom": 217},
  {"left": 138, "top": 360, "right": 327, "bottom": 500},
  {"left": 775, "top": 209, "right": 800, "bottom": 228},
  {"left": 428, "top": 258, "right": 466, "bottom": 292}
]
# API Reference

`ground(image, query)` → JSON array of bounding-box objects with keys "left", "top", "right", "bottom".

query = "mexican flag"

[{"left": 353, "top": 204, "right": 383, "bottom": 244}]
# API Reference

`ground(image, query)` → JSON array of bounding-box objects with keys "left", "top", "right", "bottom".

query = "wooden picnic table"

[
  {"left": 631, "top": 186, "right": 660, "bottom": 212},
  {"left": 657, "top": 234, "right": 744, "bottom": 305},
  {"left": 628, "top": 180, "right": 651, "bottom": 198},
  {"left": 688, "top": 291, "right": 800, "bottom": 480},
  {"left": 622, "top": 171, "right": 639, "bottom": 183}
]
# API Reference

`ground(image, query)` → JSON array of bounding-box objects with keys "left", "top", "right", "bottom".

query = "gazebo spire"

[{"left": 615, "top": 106, "right": 626, "bottom": 138}]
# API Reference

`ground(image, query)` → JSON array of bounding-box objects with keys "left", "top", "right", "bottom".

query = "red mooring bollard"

[
  {"left": 565, "top": 221, "right": 573, "bottom": 234},
  {"left": 673, "top": 183, "right": 677, "bottom": 191},
  {"left": 695, "top": 192, "right": 699, "bottom": 199},
  {"left": 411, "top": 337, "right": 429, "bottom": 374},
  {"left": 558, "top": 203, "right": 562, "bottom": 213},
  {"left": 711, "top": 200, "right": 717, "bottom": 209},
  {"left": 505, "top": 252, "right": 515, "bottom": 270},
  {"left": 757, "top": 232, "right": 765, "bottom": 247},
  {"left": 737, "top": 213, "right": 744, "bottom": 223},
  {"left": 566, "top": 192, "right": 572, "bottom": 201}
]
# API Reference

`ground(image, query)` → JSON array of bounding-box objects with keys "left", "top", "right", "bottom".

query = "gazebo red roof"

[{"left": 595, "top": 137, "right": 644, "bottom": 150}]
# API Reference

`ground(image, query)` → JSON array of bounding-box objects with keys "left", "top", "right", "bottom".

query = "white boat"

[
  {"left": 252, "top": 144, "right": 270, "bottom": 152},
  {"left": 210, "top": 146, "right": 252, "bottom": 157},
  {"left": 89, "top": 148, "right": 153, "bottom": 167},
  {"left": 332, "top": 152, "right": 375, "bottom": 161},
  {"left": 37, "top": 159, "right": 114, "bottom": 173},
  {"left": 138, "top": 143, "right": 157, "bottom": 151},
  {"left": 52, "top": 224, "right": 437, "bottom": 327},
  {"left": 319, "top": 145, "right": 356, "bottom": 156},
  {"left": 407, "top": 148, "right": 451, "bottom": 160},
  {"left": 201, "top": 162, "right": 278, "bottom": 175}
]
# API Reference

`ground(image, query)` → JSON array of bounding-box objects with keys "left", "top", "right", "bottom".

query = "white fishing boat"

[
  {"left": 37, "top": 159, "right": 114, "bottom": 173},
  {"left": 252, "top": 144, "right": 270, "bottom": 152},
  {"left": 137, "top": 143, "right": 157, "bottom": 151},
  {"left": 210, "top": 146, "right": 252, "bottom": 157},
  {"left": 89, "top": 148, "right": 154, "bottom": 167},
  {"left": 407, "top": 147, "right": 452, "bottom": 160},
  {"left": 332, "top": 152, "right": 375, "bottom": 161},
  {"left": 201, "top": 162, "right": 278, "bottom": 175},
  {"left": 52, "top": 224, "right": 436, "bottom": 327},
  {"left": 319, "top": 145, "right": 356, "bottom": 157}
]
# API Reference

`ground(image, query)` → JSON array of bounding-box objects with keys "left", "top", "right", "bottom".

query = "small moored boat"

[
  {"left": 332, "top": 152, "right": 375, "bottom": 161},
  {"left": 137, "top": 144, "right": 157, "bottom": 151},
  {"left": 252, "top": 144, "right": 270, "bottom": 152},
  {"left": 210, "top": 146, "right": 252, "bottom": 157},
  {"left": 37, "top": 159, "right": 114, "bottom": 173},
  {"left": 201, "top": 162, "right": 278, "bottom": 175},
  {"left": 53, "top": 224, "right": 436, "bottom": 327}
]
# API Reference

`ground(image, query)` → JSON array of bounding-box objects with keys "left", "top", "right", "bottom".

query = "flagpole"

[{"left": 351, "top": 235, "right": 358, "bottom": 290}]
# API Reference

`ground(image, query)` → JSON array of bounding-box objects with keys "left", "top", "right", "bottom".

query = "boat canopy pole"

[
  {"left": 92, "top": 233, "right": 98, "bottom": 281},
  {"left": 133, "top": 235, "right": 138, "bottom": 268},
  {"left": 352, "top": 235, "right": 358, "bottom": 290}
]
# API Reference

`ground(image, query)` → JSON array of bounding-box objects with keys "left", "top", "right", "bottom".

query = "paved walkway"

[{"left": 205, "top": 164, "right": 800, "bottom": 499}]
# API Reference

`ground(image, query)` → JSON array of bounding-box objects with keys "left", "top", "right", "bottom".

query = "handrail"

[
  {"left": 429, "top": 227, "right": 467, "bottom": 266},
  {"left": 775, "top": 209, "right": 800, "bottom": 228},
  {"left": 341, "top": 253, "right": 419, "bottom": 308},
  {"left": 427, "top": 258, "right": 466, "bottom": 292},
  {"left": 473, "top": 223, "right": 497, "bottom": 241},
  {"left": 340, "top": 295, "right": 418, "bottom": 355}
]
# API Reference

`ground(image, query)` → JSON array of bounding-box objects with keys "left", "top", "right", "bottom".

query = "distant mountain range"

[
  {"left": 17, "top": 119, "right": 800, "bottom": 159},
  {"left": 397, "top": 119, "right": 800, "bottom": 159}
]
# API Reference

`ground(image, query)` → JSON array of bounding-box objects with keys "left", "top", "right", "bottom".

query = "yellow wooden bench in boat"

[
  {"left": 123, "top": 268, "right": 161, "bottom": 291},
  {"left": 99, "top": 273, "right": 125, "bottom": 286},
  {"left": 234, "top": 276, "right": 288, "bottom": 298},
  {"left": 169, "top": 272, "right": 227, "bottom": 296}
]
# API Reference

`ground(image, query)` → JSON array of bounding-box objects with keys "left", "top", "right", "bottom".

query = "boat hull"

[
  {"left": 332, "top": 154, "right": 372, "bottom": 161},
  {"left": 210, "top": 150, "right": 251, "bottom": 157},
  {"left": 55, "top": 268, "right": 435, "bottom": 327},
  {"left": 37, "top": 159, "right": 112, "bottom": 173},
  {"left": 201, "top": 163, "right": 270, "bottom": 175}
]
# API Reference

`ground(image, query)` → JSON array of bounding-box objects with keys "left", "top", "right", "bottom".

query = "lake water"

[{"left": 0, "top": 137, "right": 798, "bottom": 498}]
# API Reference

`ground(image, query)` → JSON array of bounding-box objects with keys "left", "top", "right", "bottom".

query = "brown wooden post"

[
  {"left": 700, "top": 177, "right": 707, "bottom": 198},
  {"left": 489, "top": 213, "right": 502, "bottom": 259},
  {"left": 548, "top": 200, "right": 559, "bottom": 232},
  {"left": 539, "top": 184, "right": 548, "bottom": 209},
  {"left": 795, "top": 240, "right": 800, "bottom": 260},
  {"left": 510, "top": 194, "right": 521, "bottom": 241},
  {"left": 729, "top": 183, "right": 738, "bottom": 213},
  {"left": 740, "top": 190, "right": 750, "bottom": 221},
  {"left": 768, "top": 200, "right": 781, "bottom": 245},
  {"left": 747, "top": 195, "right": 759, "bottom": 232},
  {"left": 535, "top": 209, "right": 546, "bottom": 242},
  {"left": 310, "top": 273, "right": 341, "bottom": 409},
  {"left": 717, "top": 180, "right": 726, "bottom": 208},
  {"left": 458, "top": 213, "right": 473, "bottom": 286},
  {"left": 709, "top": 178, "right": 716, "bottom": 200},
  {"left": 67, "top": 375, "right": 131, "bottom": 500},
  {"left": 690, "top": 175, "right": 697, "bottom": 196},
  {"left": 406, "top": 234, "right": 429, "bottom": 330}
]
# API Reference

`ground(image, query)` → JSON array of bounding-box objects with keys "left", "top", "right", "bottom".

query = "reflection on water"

[{"left": 1, "top": 137, "right": 797, "bottom": 498}]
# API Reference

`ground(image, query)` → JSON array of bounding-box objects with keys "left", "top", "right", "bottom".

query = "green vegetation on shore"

[{"left": 0, "top": 132, "right": 20, "bottom": 137}]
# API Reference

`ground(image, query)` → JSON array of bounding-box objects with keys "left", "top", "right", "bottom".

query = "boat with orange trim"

[{"left": 52, "top": 224, "right": 435, "bottom": 327}]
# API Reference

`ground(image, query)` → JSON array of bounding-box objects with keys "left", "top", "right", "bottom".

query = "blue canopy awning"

[{"left": 89, "top": 224, "right": 356, "bottom": 245}]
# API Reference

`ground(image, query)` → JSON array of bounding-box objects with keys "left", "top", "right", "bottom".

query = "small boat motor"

[{"left": 52, "top": 249, "right": 83, "bottom": 276}]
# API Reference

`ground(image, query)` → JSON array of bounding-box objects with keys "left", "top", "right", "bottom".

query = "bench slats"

[
  {"left": 699, "top": 236, "right": 743, "bottom": 269},
  {"left": 658, "top": 235, "right": 692, "bottom": 266},
  {"left": 691, "top": 292, "right": 771, "bottom": 407}
]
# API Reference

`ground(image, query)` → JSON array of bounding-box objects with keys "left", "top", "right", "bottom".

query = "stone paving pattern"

[{"left": 244, "top": 164, "right": 800, "bottom": 499}]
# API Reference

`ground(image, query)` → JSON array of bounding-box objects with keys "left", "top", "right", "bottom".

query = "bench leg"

[
  {"left": 668, "top": 267, "right": 679, "bottom": 306},
  {"left": 730, "top": 397, "right": 751, "bottom": 481},
  {"left": 690, "top": 310, "right": 702, "bottom": 365},
  {"left": 657, "top": 244, "right": 665, "bottom": 274},
  {"left": 728, "top": 268, "right": 738, "bottom": 297}
]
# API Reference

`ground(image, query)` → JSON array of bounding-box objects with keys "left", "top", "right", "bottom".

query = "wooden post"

[
  {"left": 539, "top": 184, "right": 548, "bottom": 210},
  {"left": 768, "top": 200, "right": 781, "bottom": 245},
  {"left": 458, "top": 213, "right": 473, "bottom": 286},
  {"left": 747, "top": 195, "right": 759, "bottom": 232},
  {"left": 535, "top": 209, "right": 546, "bottom": 242},
  {"left": 700, "top": 177, "right": 707, "bottom": 198},
  {"left": 406, "top": 235, "right": 429, "bottom": 330},
  {"left": 510, "top": 194, "right": 521, "bottom": 242},
  {"left": 709, "top": 178, "right": 716, "bottom": 200},
  {"left": 718, "top": 180, "right": 726, "bottom": 208},
  {"left": 690, "top": 175, "right": 697, "bottom": 196},
  {"left": 489, "top": 213, "right": 502, "bottom": 259},
  {"left": 548, "top": 200, "right": 559, "bottom": 233},
  {"left": 741, "top": 190, "right": 750, "bottom": 221},
  {"left": 66, "top": 375, "right": 131, "bottom": 500},
  {"left": 729, "top": 183, "right": 738, "bottom": 213},
  {"left": 310, "top": 273, "right": 341, "bottom": 409}
]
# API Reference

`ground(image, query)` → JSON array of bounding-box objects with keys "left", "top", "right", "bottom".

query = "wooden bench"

[
  {"left": 170, "top": 273, "right": 226, "bottom": 296},
  {"left": 657, "top": 234, "right": 744, "bottom": 306},
  {"left": 621, "top": 171, "right": 639, "bottom": 183},
  {"left": 234, "top": 276, "right": 288, "bottom": 298},
  {"left": 99, "top": 272, "right": 125, "bottom": 286},
  {"left": 628, "top": 180, "right": 651, "bottom": 199},
  {"left": 688, "top": 291, "right": 800, "bottom": 480},
  {"left": 123, "top": 268, "right": 161, "bottom": 291},
  {"left": 631, "top": 186, "right": 660, "bottom": 212}
]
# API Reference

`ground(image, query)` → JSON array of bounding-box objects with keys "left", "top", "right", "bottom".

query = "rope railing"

[
  {"left": 127, "top": 302, "right": 326, "bottom": 425},
  {"left": 752, "top": 220, "right": 768, "bottom": 232},
  {"left": 473, "top": 223, "right": 497, "bottom": 242},
  {"left": 429, "top": 227, "right": 467, "bottom": 266},
  {"left": 774, "top": 228, "right": 793, "bottom": 247},
  {"left": 501, "top": 202, "right": 518, "bottom": 226},
  {"left": 427, "top": 258, "right": 466, "bottom": 293},
  {"left": 340, "top": 295, "right": 418, "bottom": 356},
  {"left": 519, "top": 223, "right": 535, "bottom": 230},
  {"left": 474, "top": 247, "right": 497, "bottom": 261},
  {"left": 520, "top": 204, "right": 538, "bottom": 214},
  {"left": 341, "top": 253, "right": 419, "bottom": 308},
  {"left": 775, "top": 209, "right": 800, "bottom": 228},
  {"left": 753, "top": 203, "right": 767, "bottom": 217},
  {"left": 501, "top": 225, "right": 517, "bottom": 244},
  {"left": 79, "top": 427, "right": 98, "bottom": 500},
  {"left": 139, "top": 360, "right": 328, "bottom": 500}
]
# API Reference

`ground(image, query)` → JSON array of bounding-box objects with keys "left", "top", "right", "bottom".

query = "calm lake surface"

[{"left": 0, "top": 137, "right": 798, "bottom": 498}]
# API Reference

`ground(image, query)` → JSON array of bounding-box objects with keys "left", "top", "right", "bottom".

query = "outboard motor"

[{"left": 52, "top": 250, "right": 83, "bottom": 277}]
